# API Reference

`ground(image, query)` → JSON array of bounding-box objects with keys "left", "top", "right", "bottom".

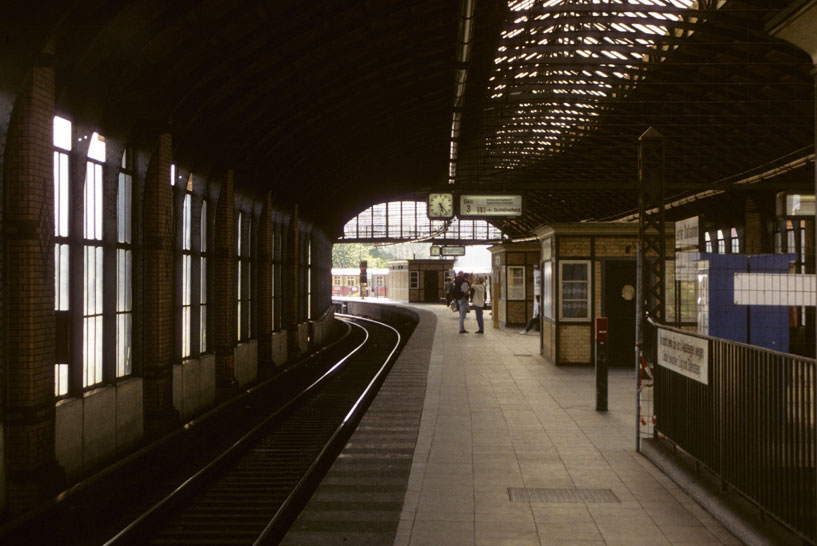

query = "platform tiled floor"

[{"left": 394, "top": 304, "right": 739, "bottom": 546}]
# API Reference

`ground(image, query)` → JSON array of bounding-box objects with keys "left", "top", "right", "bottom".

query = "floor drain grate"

[
  {"left": 513, "top": 354, "right": 532, "bottom": 357},
  {"left": 508, "top": 487, "right": 620, "bottom": 504}
]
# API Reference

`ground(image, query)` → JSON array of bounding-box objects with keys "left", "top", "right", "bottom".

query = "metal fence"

[{"left": 647, "top": 320, "right": 816, "bottom": 544}]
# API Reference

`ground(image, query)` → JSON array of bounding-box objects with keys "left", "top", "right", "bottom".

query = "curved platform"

[{"left": 284, "top": 302, "right": 748, "bottom": 545}]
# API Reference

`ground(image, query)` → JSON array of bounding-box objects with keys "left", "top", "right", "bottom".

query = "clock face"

[{"left": 427, "top": 192, "right": 454, "bottom": 219}]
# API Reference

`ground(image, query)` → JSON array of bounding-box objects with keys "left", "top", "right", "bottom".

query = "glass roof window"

[
  {"left": 487, "top": 0, "right": 695, "bottom": 169},
  {"left": 341, "top": 201, "right": 504, "bottom": 243}
]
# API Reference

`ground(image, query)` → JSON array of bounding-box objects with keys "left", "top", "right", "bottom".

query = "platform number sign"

[{"left": 459, "top": 194, "right": 523, "bottom": 218}]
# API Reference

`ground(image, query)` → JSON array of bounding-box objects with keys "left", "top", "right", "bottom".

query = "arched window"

[
  {"left": 200, "top": 200, "right": 208, "bottom": 352},
  {"left": 307, "top": 238, "right": 312, "bottom": 320},
  {"left": 54, "top": 116, "right": 71, "bottom": 396},
  {"left": 83, "top": 132, "right": 105, "bottom": 388},
  {"left": 117, "top": 150, "right": 133, "bottom": 377},
  {"left": 730, "top": 227, "right": 740, "bottom": 254},
  {"left": 272, "top": 227, "right": 282, "bottom": 331},
  {"left": 181, "top": 190, "right": 192, "bottom": 358},
  {"left": 246, "top": 215, "right": 252, "bottom": 339},
  {"left": 340, "top": 201, "right": 504, "bottom": 243},
  {"left": 237, "top": 212, "right": 252, "bottom": 341}
]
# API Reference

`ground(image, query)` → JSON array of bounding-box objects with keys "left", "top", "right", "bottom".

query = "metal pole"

[
  {"left": 636, "top": 127, "right": 665, "bottom": 453},
  {"left": 596, "top": 317, "right": 608, "bottom": 412},
  {"left": 812, "top": 66, "right": 816, "bottom": 528},
  {"left": 636, "top": 244, "right": 643, "bottom": 452}
]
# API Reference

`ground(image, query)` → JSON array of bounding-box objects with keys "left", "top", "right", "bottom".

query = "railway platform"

[{"left": 284, "top": 302, "right": 795, "bottom": 546}]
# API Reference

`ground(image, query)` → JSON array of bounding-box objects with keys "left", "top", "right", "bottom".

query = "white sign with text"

[
  {"left": 657, "top": 329, "right": 709, "bottom": 385},
  {"left": 459, "top": 195, "right": 523, "bottom": 217},
  {"left": 675, "top": 216, "right": 699, "bottom": 249}
]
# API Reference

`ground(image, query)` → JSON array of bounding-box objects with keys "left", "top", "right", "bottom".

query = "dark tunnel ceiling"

[{"left": 2, "top": 0, "right": 814, "bottom": 239}]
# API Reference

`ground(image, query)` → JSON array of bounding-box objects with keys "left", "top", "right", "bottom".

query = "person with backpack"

[{"left": 453, "top": 271, "right": 471, "bottom": 333}]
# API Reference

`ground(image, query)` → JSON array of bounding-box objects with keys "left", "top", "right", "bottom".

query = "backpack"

[{"left": 451, "top": 280, "right": 462, "bottom": 299}]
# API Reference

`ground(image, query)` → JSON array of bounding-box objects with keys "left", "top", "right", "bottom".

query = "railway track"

[{"left": 0, "top": 314, "right": 404, "bottom": 546}]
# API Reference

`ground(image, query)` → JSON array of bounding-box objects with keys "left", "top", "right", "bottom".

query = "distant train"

[
  {"left": 332, "top": 268, "right": 389, "bottom": 298},
  {"left": 332, "top": 266, "right": 493, "bottom": 302}
]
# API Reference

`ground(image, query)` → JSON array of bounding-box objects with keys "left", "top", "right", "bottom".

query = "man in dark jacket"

[{"left": 453, "top": 271, "right": 471, "bottom": 333}]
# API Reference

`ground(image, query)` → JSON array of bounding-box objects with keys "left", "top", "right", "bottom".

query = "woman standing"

[{"left": 471, "top": 276, "right": 486, "bottom": 334}]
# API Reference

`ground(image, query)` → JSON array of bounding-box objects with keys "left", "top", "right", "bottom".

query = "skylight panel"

[{"left": 481, "top": 0, "right": 692, "bottom": 169}]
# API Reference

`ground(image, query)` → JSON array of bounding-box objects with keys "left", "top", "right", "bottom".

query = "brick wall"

[
  {"left": 213, "top": 171, "right": 237, "bottom": 392},
  {"left": 310, "top": 228, "right": 332, "bottom": 316},
  {"left": 558, "top": 237, "right": 592, "bottom": 257},
  {"left": 3, "top": 57, "right": 64, "bottom": 510},
  {"left": 142, "top": 133, "right": 179, "bottom": 437},
  {"left": 506, "top": 252, "right": 525, "bottom": 265},
  {"left": 594, "top": 237, "right": 637, "bottom": 258},
  {"left": 558, "top": 324, "right": 592, "bottom": 363},
  {"left": 507, "top": 300, "right": 527, "bottom": 325},
  {"left": 744, "top": 197, "right": 764, "bottom": 253}
]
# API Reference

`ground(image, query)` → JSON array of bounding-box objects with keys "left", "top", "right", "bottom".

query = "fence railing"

[{"left": 647, "top": 319, "right": 816, "bottom": 544}]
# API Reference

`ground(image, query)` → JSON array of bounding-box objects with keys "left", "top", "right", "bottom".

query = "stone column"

[
  {"left": 2, "top": 45, "right": 65, "bottom": 512},
  {"left": 142, "top": 133, "right": 179, "bottom": 438},
  {"left": 213, "top": 171, "right": 238, "bottom": 397},
  {"left": 287, "top": 205, "right": 300, "bottom": 354},
  {"left": 256, "top": 192, "right": 273, "bottom": 365}
]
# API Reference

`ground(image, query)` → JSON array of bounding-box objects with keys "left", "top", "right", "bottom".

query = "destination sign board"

[
  {"left": 440, "top": 246, "right": 466, "bottom": 256},
  {"left": 459, "top": 194, "right": 523, "bottom": 217}
]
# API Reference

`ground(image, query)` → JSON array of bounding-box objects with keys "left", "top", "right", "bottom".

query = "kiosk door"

[
  {"left": 424, "top": 271, "right": 439, "bottom": 302},
  {"left": 604, "top": 261, "right": 637, "bottom": 365}
]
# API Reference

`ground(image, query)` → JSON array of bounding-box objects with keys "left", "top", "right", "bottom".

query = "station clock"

[{"left": 427, "top": 192, "right": 455, "bottom": 219}]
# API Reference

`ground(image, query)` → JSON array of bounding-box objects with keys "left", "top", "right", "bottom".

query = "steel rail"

[
  {"left": 0, "top": 320, "right": 354, "bottom": 543},
  {"left": 103, "top": 317, "right": 376, "bottom": 546},
  {"left": 253, "top": 313, "right": 403, "bottom": 545}
]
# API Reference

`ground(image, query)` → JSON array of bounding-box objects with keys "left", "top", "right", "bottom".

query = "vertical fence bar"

[
  {"left": 635, "top": 266, "right": 642, "bottom": 452},
  {"left": 787, "top": 354, "right": 792, "bottom": 527},
  {"left": 806, "top": 356, "right": 817, "bottom": 541},
  {"left": 709, "top": 341, "right": 725, "bottom": 475},
  {"left": 810, "top": 63, "right": 817, "bottom": 542},
  {"left": 798, "top": 360, "right": 804, "bottom": 530}
]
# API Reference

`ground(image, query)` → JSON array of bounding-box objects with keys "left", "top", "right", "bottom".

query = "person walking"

[
  {"left": 520, "top": 294, "right": 540, "bottom": 334},
  {"left": 454, "top": 271, "right": 471, "bottom": 333},
  {"left": 443, "top": 276, "right": 453, "bottom": 307},
  {"left": 471, "top": 276, "right": 486, "bottom": 334}
]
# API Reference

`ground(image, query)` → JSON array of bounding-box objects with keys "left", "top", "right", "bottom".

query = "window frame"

[
  {"left": 272, "top": 228, "right": 282, "bottom": 331},
  {"left": 237, "top": 211, "right": 252, "bottom": 341},
  {"left": 82, "top": 135, "right": 105, "bottom": 389},
  {"left": 558, "top": 260, "right": 591, "bottom": 322},
  {"left": 116, "top": 150, "right": 134, "bottom": 378},
  {"left": 200, "top": 199, "right": 208, "bottom": 353},
  {"left": 307, "top": 238, "right": 312, "bottom": 320},
  {"left": 54, "top": 116, "right": 72, "bottom": 397},
  {"left": 181, "top": 191, "right": 192, "bottom": 358},
  {"left": 237, "top": 212, "right": 243, "bottom": 341},
  {"left": 506, "top": 265, "right": 526, "bottom": 301},
  {"left": 409, "top": 271, "right": 419, "bottom": 289}
]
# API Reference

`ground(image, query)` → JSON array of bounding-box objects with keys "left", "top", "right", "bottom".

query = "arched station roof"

[{"left": 2, "top": 0, "right": 813, "bottom": 238}]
